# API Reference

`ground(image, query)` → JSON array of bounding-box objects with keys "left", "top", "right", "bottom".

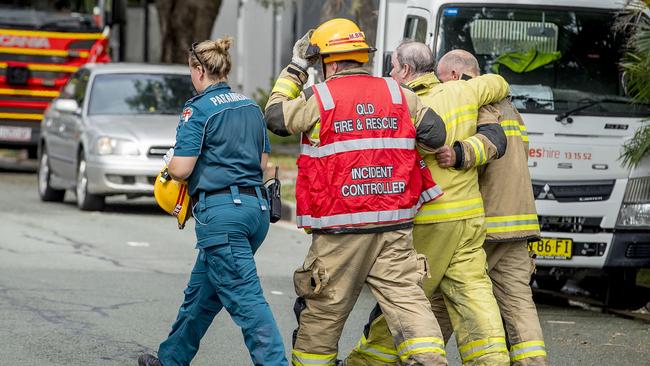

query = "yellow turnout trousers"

[
  {"left": 430, "top": 241, "right": 548, "bottom": 365},
  {"left": 345, "top": 218, "right": 509, "bottom": 366},
  {"left": 292, "top": 228, "right": 448, "bottom": 366}
]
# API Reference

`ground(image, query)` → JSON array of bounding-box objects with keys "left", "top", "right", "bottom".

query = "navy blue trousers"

[{"left": 158, "top": 191, "right": 287, "bottom": 366}]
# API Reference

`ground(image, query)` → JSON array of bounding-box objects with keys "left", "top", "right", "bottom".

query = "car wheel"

[
  {"left": 27, "top": 146, "right": 38, "bottom": 160},
  {"left": 38, "top": 146, "right": 65, "bottom": 202},
  {"left": 76, "top": 152, "right": 105, "bottom": 211}
]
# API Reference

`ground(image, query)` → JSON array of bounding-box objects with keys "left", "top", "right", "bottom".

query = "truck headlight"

[
  {"left": 95, "top": 137, "right": 140, "bottom": 156},
  {"left": 617, "top": 177, "right": 650, "bottom": 228}
]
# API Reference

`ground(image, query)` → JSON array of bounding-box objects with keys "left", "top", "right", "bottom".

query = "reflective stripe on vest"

[
  {"left": 383, "top": 77, "right": 403, "bottom": 104},
  {"left": 300, "top": 137, "right": 415, "bottom": 158},
  {"left": 314, "top": 78, "right": 403, "bottom": 110},
  {"left": 297, "top": 75, "right": 440, "bottom": 229},
  {"left": 510, "top": 340, "right": 547, "bottom": 362},
  {"left": 397, "top": 337, "right": 446, "bottom": 361},
  {"left": 314, "top": 82, "right": 335, "bottom": 110},
  {"left": 501, "top": 119, "right": 528, "bottom": 142},
  {"left": 486, "top": 214, "right": 540, "bottom": 234},
  {"left": 291, "top": 349, "right": 337, "bottom": 366},
  {"left": 459, "top": 337, "right": 509, "bottom": 363},
  {"left": 296, "top": 185, "right": 442, "bottom": 228},
  {"left": 354, "top": 334, "right": 399, "bottom": 363},
  {"left": 416, "top": 197, "right": 484, "bottom": 222}
]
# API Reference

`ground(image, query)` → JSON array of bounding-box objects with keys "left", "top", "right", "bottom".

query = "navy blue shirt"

[{"left": 174, "top": 82, "right": 270, "bottom": 197}]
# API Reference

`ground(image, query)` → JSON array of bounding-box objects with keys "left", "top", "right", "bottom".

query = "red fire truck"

[{"left": 0, "top": 0, "right": 120, "bottom": 158}]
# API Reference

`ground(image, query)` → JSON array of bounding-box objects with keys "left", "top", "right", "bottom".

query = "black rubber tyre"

[
  {"left": 603, "top": 269, "right": 639, "bottom": 309},
  {"left": 534, "top": 274, "right": 567, "bottom": 292},
  {"left": 37, "top": 146, "right": 65, "bottom": 202},
  {"left": 76, "top": 152, "right": 105, "bottom": 211},
  {"left": 27, "top": 146, "right": 38, "bottom": 160}
]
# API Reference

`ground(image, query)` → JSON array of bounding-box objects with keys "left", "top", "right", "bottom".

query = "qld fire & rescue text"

[{"left": 333, "top": 103, "right": 398, "bottom": 133}]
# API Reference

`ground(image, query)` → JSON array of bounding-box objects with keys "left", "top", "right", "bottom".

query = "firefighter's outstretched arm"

[
  {"left": 467, "top": 74, "right": 510, "bottom": 107},
  {"left": 264, "top": 31, "right": 320, "bottom": 137},
  {"left": 439, "top": 104, "right": 507, "bottom": 169},
  {"left": 403, "top": 88, "right": 447, "bottom": 151}
]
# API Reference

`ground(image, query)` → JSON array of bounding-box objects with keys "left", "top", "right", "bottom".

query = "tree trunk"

[
  {"left": 320, "top": 0, "right": 378, "bottom": 64},
  {"left": 155, "top": 0, "right": 223, "bottom": 64}
]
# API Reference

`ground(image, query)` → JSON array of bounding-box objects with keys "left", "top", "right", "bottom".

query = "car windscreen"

[
  {"left": 88, "top": 73, "right": 195, "bottom": 116},
  {"left": 436, "top": 6, "right": 650, "bottom": 117}
]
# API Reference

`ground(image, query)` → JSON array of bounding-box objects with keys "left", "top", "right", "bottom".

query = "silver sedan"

[{"left": 37, "top": 63, "right": 194, "bottom": 210}]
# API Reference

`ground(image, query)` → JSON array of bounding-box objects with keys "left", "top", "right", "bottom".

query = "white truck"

[{"left": 376, "top": 0, "right": 650, "bottom": 307}]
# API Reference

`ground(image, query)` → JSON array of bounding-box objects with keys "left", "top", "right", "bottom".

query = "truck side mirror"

[
  {"left": 383, "top": 52, "right": 392, "bottom": 77},
  {"left": 54, "top": 99, "right": 80, "bottom": 115},
  {"left": 621, "top": 71, "right": 629, "bottom": 97}
]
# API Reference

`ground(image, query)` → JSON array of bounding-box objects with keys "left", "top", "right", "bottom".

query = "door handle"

[{"left": 58, "top": 124, "right": 66, "bottom": 133}]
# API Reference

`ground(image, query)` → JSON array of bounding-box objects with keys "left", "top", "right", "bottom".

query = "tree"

[
  {"left": 155, "top": 0, "right": 223, "bottom": 64},
  {"left": 321, "top": 0, "right": 378, "bottom": 64},
  {"left": 618, "top": 0, "right": 650, "bottom": 167}
]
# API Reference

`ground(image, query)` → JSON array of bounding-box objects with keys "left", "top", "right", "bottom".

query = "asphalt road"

[{"left": 1, "top": 166, "right": 649, "bottom": 366}]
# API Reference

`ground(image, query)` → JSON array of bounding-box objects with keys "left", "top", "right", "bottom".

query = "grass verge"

[{"left": 638, "top": 268, "right": 650, "bottom": 287}]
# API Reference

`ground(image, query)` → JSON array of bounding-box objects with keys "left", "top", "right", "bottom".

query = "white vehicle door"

[
  {"left": 46, "top": 72, "right": 82, "bottom": 180},
  {"left": 403, "top": 7, "right": 433, "bottom": 46},
  {"left": 57, "top": 70, "right": 90, "bottom": 180},
  {"left": 374, "top": 0, "right": 408, "bottom": 76},
  {"left": 380, "top": 5, "right": 432, "bottom": 76}
]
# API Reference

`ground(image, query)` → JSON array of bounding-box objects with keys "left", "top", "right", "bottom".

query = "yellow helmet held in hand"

[
  {"left": 154, "top": 166, "right": 190, "bottom": 229},
  {"left": 309, "top": 18, "right": 376, "bottom": 64}
]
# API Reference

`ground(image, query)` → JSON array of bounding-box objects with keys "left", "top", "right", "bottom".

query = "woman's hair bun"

[{"left": 213, "top": 37, "right": 233, "bottom": 53}]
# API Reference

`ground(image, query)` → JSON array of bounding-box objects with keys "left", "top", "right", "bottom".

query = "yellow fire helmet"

[
  {"left": 308, "top": 18, "right": 376, "bottom": 64},
  {"left": 154, "top": 166, "right": 191, "bottom": 229}
]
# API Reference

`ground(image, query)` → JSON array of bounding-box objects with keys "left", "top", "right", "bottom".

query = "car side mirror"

[{"left": 54, "top": 99, "right": 80, "bottom": 115}]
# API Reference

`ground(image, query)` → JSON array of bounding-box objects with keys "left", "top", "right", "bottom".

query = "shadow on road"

[
  {"left": 55, "top": 197, "right": 165, "bottom": 216},
  {"left": 103, "top": 200, "right": 165, "bottom": 216},
  {"left": 0, "top": 158, "right": 38, "bottom": 173}
]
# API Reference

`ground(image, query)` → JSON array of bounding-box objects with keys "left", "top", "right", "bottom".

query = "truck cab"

[
  {"left": 377, "top": 0, "right": 650, "bottom": 305},
  {"left": 0, "top": 0, "right": 113, "bottom": 158}
]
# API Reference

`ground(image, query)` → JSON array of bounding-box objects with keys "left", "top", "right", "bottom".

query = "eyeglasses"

[{"left": 189, "top": 42, "right": 205, "bottom": 70}]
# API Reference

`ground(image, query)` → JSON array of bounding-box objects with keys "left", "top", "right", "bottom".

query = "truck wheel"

[
  {"left": 604, "top": 269, "right": 639, "bottom": 309},
  {"left": 534, "top": 274, "right": 567, "bottom": 292},
  {"left": 76, "top": 152, "right": 105, "bottom": 211},
  {"left": 38, "top": 147, "right": 65, "bottom": 202}
]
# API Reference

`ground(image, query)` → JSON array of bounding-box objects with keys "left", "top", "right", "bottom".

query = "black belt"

[{"left": 194, "top": 186, "right": 267, "bottom": 202}]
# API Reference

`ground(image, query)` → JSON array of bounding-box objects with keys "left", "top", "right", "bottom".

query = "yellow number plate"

[{"left": 528, "top": 238, "right": 573, "bottom": 259}]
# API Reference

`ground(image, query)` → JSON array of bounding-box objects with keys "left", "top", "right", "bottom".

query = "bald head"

[
  {"left": 390, "top": 40, "right": 435, "bottom": 84},
  {"left": 436, "top": 49, "right": 480, "bottom": 82}
]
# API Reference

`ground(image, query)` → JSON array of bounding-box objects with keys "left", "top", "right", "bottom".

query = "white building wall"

[
  {"left": 212, "top": 0, "right": 295, "bottom": 97},
  {"left": 123, "top": 1, "right": 299, "bottom": 98}
]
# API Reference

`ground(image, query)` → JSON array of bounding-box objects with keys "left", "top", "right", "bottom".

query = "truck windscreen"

[
  {"left": 0, "top": 0, "right": 100, "bottom": 31},
  {"left": 436, "top": 6, "right": 650, "bottom": 117}
]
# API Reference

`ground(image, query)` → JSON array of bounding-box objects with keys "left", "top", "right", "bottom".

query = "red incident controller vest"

[{"left": 295, "top": 75, "right": 442, "bottom": 229}]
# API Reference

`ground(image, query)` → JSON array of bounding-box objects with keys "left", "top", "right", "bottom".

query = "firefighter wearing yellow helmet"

[{"left": 265, "top": 18, "right": 451, "bottom": 366}]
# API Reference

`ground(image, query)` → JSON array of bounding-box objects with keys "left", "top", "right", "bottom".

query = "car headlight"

[
  {"left": 617, "top": 177, "right": 650, "bottom": 228},
  {"left": 95, "top": 137, "right": 140, "bottom": 156}
]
